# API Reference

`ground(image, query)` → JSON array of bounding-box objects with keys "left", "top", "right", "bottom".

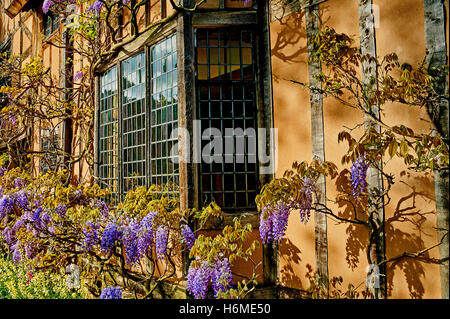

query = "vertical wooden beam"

[
  {"left": 257, "top": 0, "right": 278, "bottom": 289},
  {"left": 161, "top": 0, "right": 167, "bottom": 19},
  {"left": 145, "top": 45, "right": 152, "bottom": 188},
  {"left": 177, "top": 0, "right": 197, "bottom": 278},
  {"left": 357, "top": 0, "right": 386, "bottom": 299},
  {"left": 93, "top": 75, "right": 100, "bottom": 182},
  {"left": 63, "top": 29, "right": 74, "bottom": 183},
  {"left": 423, "top": 0, "right": 449, "bottom": 299},
  {"left": 305, "top": 3, "right": 329, "bottom": 291}
]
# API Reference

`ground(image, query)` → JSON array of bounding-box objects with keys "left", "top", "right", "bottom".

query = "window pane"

[
  {"left": 150, "top": 34, "right": 179, "bottom": 193},
  {"left": 99, "top": 66, "right": 119, "bottom": 203},
  {"left": 195, "top": 28, "right": 258, "bottom": 209},
  {"left": 40, "top": 128, "right": 59, "bottom": 174},
  {"left": 121, "top": 51, "right": 147, "bottom": 194}
]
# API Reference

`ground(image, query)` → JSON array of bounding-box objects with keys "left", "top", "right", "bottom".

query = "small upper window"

[
  {"left": 0, "top": 41, "right": 11, "bottom": 106},
  {"left": 44, "top": 12, "right": 59, "bottom": 37}
]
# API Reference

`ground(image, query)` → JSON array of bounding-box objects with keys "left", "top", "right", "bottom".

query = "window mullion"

[
  {"left": 146, "top": 45, "right": 152, "bottom": 187},
  {"left": 117, "top": 63, "right": 124, "bottom": 200}
]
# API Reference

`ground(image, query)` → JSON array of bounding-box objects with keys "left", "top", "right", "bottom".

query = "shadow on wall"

[
  {"left": 334, "top": 169, "right": 438, "bottom": 298},
  {"left": 278, "top": 168, "right": 439, "bottom": 298},
  {"left": 384, "top": 171, "right": 439, "bottom": 299},
  {"left": 270, "top": 5, "right": 330, "bottom": 83},
  {"left": 271, "top": 11, "right": 308, "bottom": 66},
  {"left": 279, "top": 238, "right": 303, "bottom": 289}
]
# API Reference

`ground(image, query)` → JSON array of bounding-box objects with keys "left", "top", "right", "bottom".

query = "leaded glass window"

[
  {"left": 99, "top": 66, "right": 119, "bottom": 203},
  {"left": 40, "top": 128, "right": 59, "bottom": 174},
  {"left": 195, "top": 28, "right": 258, "bottom": 209},
  {"left": 44, "top": 12, "right": 59, "bottom": 37},
  {"left": 150, "top": 35, "right": 179, "bottom": 188},
  {"left": 121, "top": 51, "right": 146, "bottom": 193}
]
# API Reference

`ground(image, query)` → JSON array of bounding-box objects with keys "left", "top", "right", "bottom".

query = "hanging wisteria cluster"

[
  {"left": 259, "top": 177, "right": 314, "bottom": 244},
  {"left": 186, "top": 257, "right": 233, "bottom": 299},
  {"left": 100, "top": 286, "right": 122, "bottom": 299},
  {"left": 350, "top": 156, "right": 370, "bottom": 200}
]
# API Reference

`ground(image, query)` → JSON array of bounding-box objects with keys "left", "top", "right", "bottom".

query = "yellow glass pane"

[
  {"left": 242, "top": 48, "right": 252, "bottom": 65},
  {"left": 197, "top": 47, "right": 207, "bottom": 64},
  {"left": 210, "top": 48, "right": 219, "bottom": 64},
  {"left": 210, "top": 65, "right": 220, "bottom": 80},
  {"left": 229, "top": 47, "right": 240, "bottom": 64},
  {"left": 198, "top": 65, "right": 208, "bottom": 80}
]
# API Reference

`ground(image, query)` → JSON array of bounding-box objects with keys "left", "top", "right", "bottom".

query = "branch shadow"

[
  {"left": 333, "top": 168, "right": 439, "bottom": 298},
  {"left": 270, "top": 5, "right": 330, "bottom": 83},
  {"left": 279, "top": 237, "right": 304, "bottom": 290}
]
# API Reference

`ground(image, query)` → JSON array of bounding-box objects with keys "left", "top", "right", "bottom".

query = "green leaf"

[{"left": 388, "top": 140, "right": 398, "bottom": 158}]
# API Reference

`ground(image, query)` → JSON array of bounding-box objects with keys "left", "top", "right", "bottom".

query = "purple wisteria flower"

[
  {"left": 298, "top": 177, "right": 314, "bottom": 224},
  {"left": 259, "top": 206, "right": 273, "bottom": 244},
  {"left": 14, "top": 191, "right": 29, "bottom": 209},
  {"left": 155, "top": 225, "right": 168, "bottom": 259},
  {"left": 137, "top": 211, "right": 157, "bottom": 256},
  {"left": 8, "top": 115, "right": 16, "bottom": 125},
  {"left": 272, "top": 202, "right": 291, "bottom": 242},
  {"left": 87, "top": 0, "right": 104, "bottom": 14},
  {"left": 41, "top": 210, "right": 52, "bottom": 225},
  {"left": 181, "top": 224, "right": 196, "bottom": 250},
  {"left": 82, "top": 221, "right": 99, "bottom": 251},
  {"left": 24, "top": 242, "right": 34, "bottom": 259},
  {"left": 11, "top": 242, "right": 21, "bottom": 264},
  {"left": 32, "top": 207, "right": 43, "bottom": 224},
  {"left": 0, "top": 195, "right": 14, "bottom": 221},
  {"left": 350, "top": 156, "right": 370, "bottom": 200},
  {"left": 259, "top": 202, "right": 290, "bottom": 244},
  {"left": 212, "top": 257, "right": 232, "bottom": 297},
  {"left": 100, "top": 286, "right": 122, "bottom": 299},
  {"left": 73, "top": 71, "right": 83, "bottom": 81},
  {"left": 101, "top": 222, "right": 121, "bottom": 255},
  {"left": 55, "top": 204, "right": 67, "bottom": 217},
  {"left": 42, "top": 0, "right": 53, "bottom": 14},
  {"left": 121, "top": 218, "right": 141, "bottom": 265},
  {"left": 186, "top": 260, "right": 213, "bottom": 299},
  {"left": 2, "top": 226, "right": 13, "bottom": 245},
  {"left": 94, "top": 199, "right": 109, "bottom": 218}
]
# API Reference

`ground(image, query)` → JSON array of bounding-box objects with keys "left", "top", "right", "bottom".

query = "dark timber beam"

[
  {"left": 177, "top": 0, "right": 198, "bottom": 279},
  {"left": 192, "top": 11, "right": 257, "bottom": 26},
  {"left": 257, "top": 0, "right": 278, "bottom": 290}
]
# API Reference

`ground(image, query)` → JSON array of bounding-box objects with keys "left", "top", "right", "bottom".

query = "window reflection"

[
  {"left": 150, "top": 34, "right": 179, "bottom": 189},
  {"left": 99, "top": 66, "right": 119, "bottom": 204}
]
